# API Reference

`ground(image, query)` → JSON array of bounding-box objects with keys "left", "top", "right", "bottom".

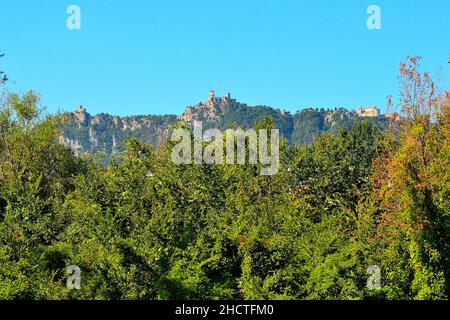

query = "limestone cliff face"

[
  {"left": 323, "top": 108, "right": 358, "bottom": 126},
  {"left": 61, "top": 106, "right": 178, "bottom": 156},
  {"left": 58, "top": 136, "right": 84, "bottom": 156},
  {"left": 60, "top": 94, "right": 387, "bottom": 157},
  {"left": 88, "top": 127, "right": 98, "bottom": 147}
]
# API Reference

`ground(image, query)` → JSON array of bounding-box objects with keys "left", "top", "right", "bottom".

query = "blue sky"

[{"left": 0, "top": 0, "right": 449, "bottom": 116}]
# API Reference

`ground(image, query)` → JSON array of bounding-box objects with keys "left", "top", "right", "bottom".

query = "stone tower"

[
  {"left": 208, "top": 90, "right": 215, "bottom": 102},
  {"left": 75, "top": 105, "right": 89, "bottom": 124}
]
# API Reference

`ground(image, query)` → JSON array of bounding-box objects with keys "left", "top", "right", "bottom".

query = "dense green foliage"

[{"left": 0, "top": 58, "right": 449, "bottom": 300}]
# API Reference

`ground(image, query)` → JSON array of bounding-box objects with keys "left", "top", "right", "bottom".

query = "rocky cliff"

[{"left": 60, "top": 93, "right": 388, "bottom": 157}]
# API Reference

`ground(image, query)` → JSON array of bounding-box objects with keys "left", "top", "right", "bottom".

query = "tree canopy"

[{"left": 0, "top": 57, "right": 449, "bottom": 300}]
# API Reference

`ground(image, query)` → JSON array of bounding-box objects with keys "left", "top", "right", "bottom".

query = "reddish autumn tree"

[{"left": 372, "top": 57, "right": 450, "bottom": 299}]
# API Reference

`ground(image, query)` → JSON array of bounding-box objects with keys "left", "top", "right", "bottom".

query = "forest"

[{"left": 0, "top": 56, "right": 449, "bottom": 300}]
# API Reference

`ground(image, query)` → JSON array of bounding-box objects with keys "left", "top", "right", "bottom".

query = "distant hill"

[{"left": 60, "top": 91, "right": 388, "bottom": 156}]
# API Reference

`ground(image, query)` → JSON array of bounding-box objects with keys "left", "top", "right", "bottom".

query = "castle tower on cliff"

[{"left": 208, "top": 90, "right": 215, "bottom": 102}]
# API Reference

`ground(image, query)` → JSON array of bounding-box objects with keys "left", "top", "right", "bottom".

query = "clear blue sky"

[{"left": 1, "top": 0, "right": 449, "bottom": 116}]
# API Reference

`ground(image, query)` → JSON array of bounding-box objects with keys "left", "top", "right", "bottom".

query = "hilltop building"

[
  {"left": 180, "top": 90, "right": 235, "bottom": 123},
  {"left": 357, "top": 106, "right": 380, "bottom": 117},
  {"left": 207, "top": 90, "right": 233, "bottom": 106}
]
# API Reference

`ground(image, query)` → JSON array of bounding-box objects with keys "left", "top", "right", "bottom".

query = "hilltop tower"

[
  {"left": 208, "top": 90, "right": 215, "bottom": 102},
  {"left": 75, "top": 105, "right": 89, "bottom": 124}
]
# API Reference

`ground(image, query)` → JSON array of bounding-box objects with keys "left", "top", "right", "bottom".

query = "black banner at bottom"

[{"left": 0, "top": 300, "right": 445, "bottom": 319}]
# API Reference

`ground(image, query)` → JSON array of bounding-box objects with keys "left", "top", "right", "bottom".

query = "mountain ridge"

[{"left": 61, "top": 91, "right": 389, "bottom": 156}]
